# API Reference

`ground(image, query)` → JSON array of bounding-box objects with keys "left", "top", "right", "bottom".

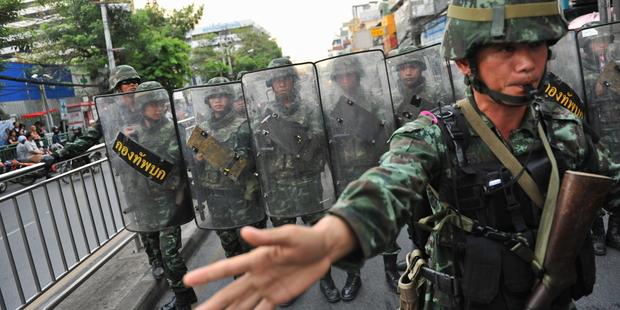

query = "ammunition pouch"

[
  {"left": 398, "top": 249, "right": 427, "bottom": 310},
  {"left": 188, "top": 127, "right": 247, "bottom": 181}
]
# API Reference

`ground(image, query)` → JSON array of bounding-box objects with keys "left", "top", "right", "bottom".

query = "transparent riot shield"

[
  {"left": 241, "top": 63, "right": 335, "bottom": 218},
  {"left": 95, "top": 88, "right": 194, "bottom": 232},
  {"left": 315, "top": 51, "right": 395, "bottom": 196},
  {"left": 385, "top": 43, "right": 454, "bottom": 127},
  {"left": 173, "top": 82, "right": 265, "bottom": 229},
  {"left": 447, "top": 60, "right": 468, "bottom": 102},
  {"left": 547, "top": 30, "right": 586, "bottom": 103},
  {"left": 577, "top": 23, "right": 620, "bottom": 161}
]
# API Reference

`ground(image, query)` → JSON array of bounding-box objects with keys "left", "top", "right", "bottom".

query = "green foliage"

[
  {"left": 27, "top": 1, "right": 202, "bottom": 90},
  {"left": 191, "top": 27, "right": 282, "bottom": 81},
  {"left": 0, "top": 0, "right": 24, "bottom": 72}
]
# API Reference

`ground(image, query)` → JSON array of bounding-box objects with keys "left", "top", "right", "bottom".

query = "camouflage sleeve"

[
  {"left": 234, "top": 120, "right": 252, "bottom": 159},
  {"left": 55, "top": 120, "right": 103, "bottom": 161},
  {"left": 593, "top": 143, "right": 620, "bottom": 212},
  {"left": 328, "top": 114, "right": 445, "bottom": 264}
]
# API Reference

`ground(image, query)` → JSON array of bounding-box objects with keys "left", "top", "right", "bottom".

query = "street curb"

[{"left": 126, "top": 222, "right": 210, "bottom": 310}]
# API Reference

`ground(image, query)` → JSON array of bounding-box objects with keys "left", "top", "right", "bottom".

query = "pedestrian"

[{"left": 182, "top": 1, "right": 620, "bottom": 309}]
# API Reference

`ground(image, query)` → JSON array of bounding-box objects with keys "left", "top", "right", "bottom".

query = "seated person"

[{"left": 16, "top": 135, "right": 44, "bottom": 163}]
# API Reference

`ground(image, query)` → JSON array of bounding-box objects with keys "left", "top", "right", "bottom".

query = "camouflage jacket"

[
  {"left": 196, "top": 109, "right": 255, "bottom": 190},
  {"left": 393, "top": 78, "right": 445, "bottom": 128},
  {"left": 329, "top": 90, "right": 620, "bottom": 308},
  {"left": 255, "top": 98, "right": 326, "bottom": 180},
  {"left": 55, "top": 120, "right": 103, "bottom": 160}
]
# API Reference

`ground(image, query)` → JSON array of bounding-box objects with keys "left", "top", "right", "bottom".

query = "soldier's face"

[
  {"left": 118, "top": 80, "right": 139, "bottom": 93},
  {"left": 144, "top": 102, "right": 165, "bottom": 120},
  {"left": 272, "top": 76, "right": 294, "bottom": 96},
  {"left": 335, "top": 72, "right": 360, "bottom": 92},
  {"left": 208, "top": 95, "right": 230, "bottom": 113},
  {"left": 458, "top": 42, "right": 548, "bottom": 97},
  {"left": 399, "top": 64, "right": 423, "bottom": 88}
]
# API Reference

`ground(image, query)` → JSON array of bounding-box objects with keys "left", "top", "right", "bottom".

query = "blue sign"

[{"left": 0, "top": 62, "right": 75, "bottom": 103}]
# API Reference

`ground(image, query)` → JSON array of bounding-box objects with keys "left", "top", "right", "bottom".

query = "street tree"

[
  {"left": 191, "top": 27, "right": 282, "bottom": 81},
  {"left": 24, "top": 0, "right": 202, "bottom": 90},
  {"left": 0, "top": 0, "right": 25, "bottom": 73}
]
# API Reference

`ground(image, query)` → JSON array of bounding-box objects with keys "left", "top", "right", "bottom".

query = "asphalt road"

[
  {"left": 159, "top": 222, "right": 620, "bottom": 310},
  {"left": 0, "top": 163, "right": 124, "bottom": 310}
]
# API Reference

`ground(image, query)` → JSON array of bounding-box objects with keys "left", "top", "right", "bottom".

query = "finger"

[
  {"left": 230, "top": 290, "right": 263, "bottom": 310},
  {"left": 184, "top": 254, "right": 254, "bottom": 287},
  {"left": 195, "top": 275, "right": 253, "bottom": 310},
  {"left": 240, "top": 225, "right": 305, "bottom": 248},
  {"left": 255, "top": 298, "right": 276, "bottom": 310}
]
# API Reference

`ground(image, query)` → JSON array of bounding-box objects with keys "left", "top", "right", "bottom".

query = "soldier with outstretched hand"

[{"left": 182, "top": 1, "right": 620, "bottom": 309}]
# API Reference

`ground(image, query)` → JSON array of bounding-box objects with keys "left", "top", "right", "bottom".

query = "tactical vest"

[{"left": 421, "top": 105, "right": 596, "bottom": 308}]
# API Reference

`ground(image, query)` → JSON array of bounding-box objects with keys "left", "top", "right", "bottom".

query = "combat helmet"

[
  {"left": 442, "top": 0, "right": 566, "bottom": 60},
  {"left": 134, "top": 81, "right": 168, "bottom": 111},
  {"left": 329, "top": 55, "right": 365, "bottom": 81},
  {"left": 205, "top": 77, "right": 234, "bottom": 103},
  {"left": 109, "top": 65, "right": 141, "bottom": 92},
  {"left": 442, "top": 0, "right": 567, "bottom": 105},
  {"left": 236, "top": 70, "right": 248, "bottom": 81},
  {"left": 394, "top": 45, "right": 427, "bottom": 71},
  {"left": 265, "top": 57, "right": 299, "bottom": 87}
]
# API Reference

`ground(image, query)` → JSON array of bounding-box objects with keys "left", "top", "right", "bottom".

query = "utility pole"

[
  {"left": 100, "top": 1, "right": 116, "bottom": 70},
  {"left": 614, "top": 0, "right": 619, "bottom": 21},
  {"left": 36, "top": 82, "right": 54, "bottom": 129},
  {"left": 598, "top": 0, "right": 609, "bottom": 23}
]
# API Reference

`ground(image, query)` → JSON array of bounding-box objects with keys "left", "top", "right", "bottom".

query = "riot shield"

[
  {"left": 547, "top": 30, "right": 586, "bottom": 104},
  {"left": 385, "top": 43, "right": 454, "bottom": 127},
  {"left": 241, "top": 63, "right": 335, "bottom": 218},
  {"left": 315, "top": 51, "right": 395, "bottom": 196},
  {"left": 173, "top": 83, "right": 265, "bottom": 229},
  {"left": 577, "top": 23, "right": 620, "bottom": 161},
  {"left": 95, "top": 88, "right": 194, "bottom": 232}
]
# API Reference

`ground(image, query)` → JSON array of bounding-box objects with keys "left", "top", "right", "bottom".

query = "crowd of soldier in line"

[{"left": 42, "top": 7, "right": 620, "bottom": 310}]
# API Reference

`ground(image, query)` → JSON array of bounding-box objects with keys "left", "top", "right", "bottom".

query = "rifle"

[{"left": 525, "top": 171, "right": 613, "bottom": 309}]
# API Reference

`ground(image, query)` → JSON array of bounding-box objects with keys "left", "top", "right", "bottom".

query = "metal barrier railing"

[{"left": 0, "top": 145, "right": 127, "bottom": 310}]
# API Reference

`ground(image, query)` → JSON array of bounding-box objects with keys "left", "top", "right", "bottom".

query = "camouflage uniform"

[
  {"left": 195, "top": 77, "right": 265, "bottom": 258},
  {"left": 327, "top": 1, "right": 620, "bottom": 309},
  {"left": 131, "top": 82, "right": 196, "bottom": 309},
  {"left": 579, "top": 24, "right": 620, "bottom": 254},
  {"left": 391, "top": 46, "right": 446, "bottom": 128}
]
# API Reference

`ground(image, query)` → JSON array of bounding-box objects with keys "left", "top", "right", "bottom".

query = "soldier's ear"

[{"left": 455, "top": 59, "right": 471, "bottom": 76}]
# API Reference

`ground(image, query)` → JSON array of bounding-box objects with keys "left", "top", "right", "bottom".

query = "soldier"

[
  {"left": 391, "top": 45, "right": 446, "bottom": 127},
  {"left": 183, "top": 1, "right": 620, "bottom": 309},
  {"left": 320, "top": 54, "right": 391, "bottom": 296},
  {"left": 233, "top": 71, "right": 249, "bottom": 116},
  {"left": 252, "top": 58, "right": 334, "bottom": 306},
  {"left": 579, "top": 22, "right": 620, "bottom": 256},
  {"left": 192, "top": 77, "right": 266, "bottom": 259},
  {"left": 130, "top": 81, "right": 196, "bottom": 310}
]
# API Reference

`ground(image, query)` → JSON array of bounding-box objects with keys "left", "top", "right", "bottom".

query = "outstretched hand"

[{"left": 184, "top": 215, "right": 357, "bottom": 310}]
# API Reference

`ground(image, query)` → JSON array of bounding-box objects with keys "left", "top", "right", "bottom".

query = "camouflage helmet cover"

[
  {"left": 442, "top": 0, "right": 567, "bottom": 60},
  {"left": 134, "top": 81, "right": 168, "bottom": 111},
  {"left": 329, "top": 55, "right": 365, "bottom": 81},
  {"left": 236, "top": 70, "right": 248, "bottom": 81},
  {"left": 394, "top": 45, "right": 427, "bottom": 71},
  {"left": 205, "top": 77, "right": 234, "bottom": 103},
  {"left": 109, "top": 65, "right": 141, "bottom": 91},
  {"left": 266, "top": 57, "right": 298, "bottom": 87}
]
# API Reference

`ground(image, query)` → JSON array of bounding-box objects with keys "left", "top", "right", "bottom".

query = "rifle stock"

[{"left": 525, "top": 171, "right": 613, "bottom": 310}]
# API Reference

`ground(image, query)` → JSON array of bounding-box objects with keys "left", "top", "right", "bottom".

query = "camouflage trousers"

[
  {"left": 216, "top": 219, "right": 267, "bottom": 258},
  {"left": 139, "top": 226, "right": 188, "bottom": 291}
]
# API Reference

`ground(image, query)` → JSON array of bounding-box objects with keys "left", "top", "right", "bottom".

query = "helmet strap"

[{"left": 466, "top": 56, "right": 534, "bottom": 106}]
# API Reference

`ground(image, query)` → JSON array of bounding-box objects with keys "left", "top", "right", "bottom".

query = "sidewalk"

[{"left": 53, "top": 222, "right": 209, "bottom": 310}]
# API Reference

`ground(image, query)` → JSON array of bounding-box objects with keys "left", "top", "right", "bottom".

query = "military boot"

[
  {"left": 397, "top": 259, "right": 407, "bottom": 272},
  {"left": 151, "top": 261, "right": 165, "bottom": 280},
  {"left": 319, "top": 268, "right": 340, "bottom": 303},
  {"left": 592, "top": 215, "right": 607, "bottom": 256},
  {"left": 341, "top": 271, "right": 362, "bottom": 301},
  {"left": 383, "top": 254, "right": 400, "bottom": 293},
  {"left": 161, "top": 288, "right": 197, "bottom": 310},
  {"left": 607, "top": 213, "right": 620, "bottom": 250}
]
